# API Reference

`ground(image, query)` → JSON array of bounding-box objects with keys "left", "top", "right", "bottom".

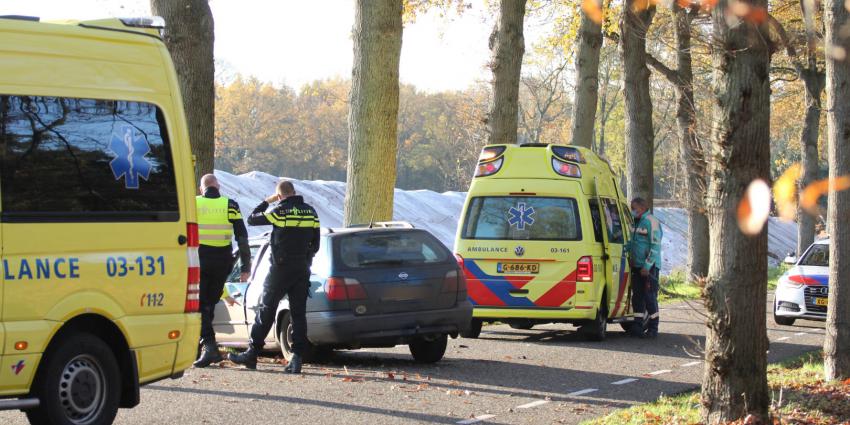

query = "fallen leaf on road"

[{"left": 387, "top": 372, "right": 395, "bottom": 380}]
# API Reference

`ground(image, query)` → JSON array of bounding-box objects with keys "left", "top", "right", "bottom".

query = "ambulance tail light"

[
  {"left": 475, "top": 157, "right": 504, "bottom": 178},
  {"left": 478, "top": 146, "right": 506, "bottom": 162},
  {"left": 185, "top": 222, "right": 201, "bottom": 313},
  {"left": 552, "top": 157, "right": 582, "bottom": 178},
  {"left": 577, "top": 256, "right": 593, "bottom": 282},
  {"left": 325, "top": 277, "right": 367, "bottom": 301}
]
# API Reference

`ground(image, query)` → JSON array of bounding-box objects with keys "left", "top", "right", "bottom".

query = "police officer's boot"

[
  {"left": 284, "top": 353, "right": 302, "bottom": 374},
  {"left": 227, "top": 346, "right": 258, "bottom": 370},
  {"left": 193, "top": 342, "right": 223, "bottom": 368}
]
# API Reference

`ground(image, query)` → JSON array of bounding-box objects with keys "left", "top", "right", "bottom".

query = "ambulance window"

[
  {"left": 588, "top": 199, "right": 604, "bottom": 243},
  {"left": 602, "top": 199, "right": 624, "bottom": 244},
  {"left": 0, "top": 95, "right": 178, "bottom": 222},
  {"left": 462, "top": 196, "right": 581, "bottom": 241}
]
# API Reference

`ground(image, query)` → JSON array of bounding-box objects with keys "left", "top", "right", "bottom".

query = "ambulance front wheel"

[{"left": 460, "top": 318, "right": 483, "bottom": 339}]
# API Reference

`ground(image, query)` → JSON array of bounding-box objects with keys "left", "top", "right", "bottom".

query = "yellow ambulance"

[
  {"left": 0, "top": 16, "right": 201, "bottom": 424},
  {"left": 454, "top": 143, "right": 633, "bottom": 341}
]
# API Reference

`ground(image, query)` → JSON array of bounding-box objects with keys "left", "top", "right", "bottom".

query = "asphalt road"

[{"left": 2, "top": 299, "right": 825, "bottom": 425}]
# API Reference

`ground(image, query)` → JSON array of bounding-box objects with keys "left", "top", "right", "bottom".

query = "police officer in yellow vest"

[{"left": 194, "top": 174, "right": 252, "bottom": 367}]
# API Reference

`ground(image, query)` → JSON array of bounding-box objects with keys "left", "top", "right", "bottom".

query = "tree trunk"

[
  {"left": 487, "top": 0, "right": 527, "bottom": 145},
  {"left": 674, "top": 6, "right": 709, "bottom": 279},
  {"left": 151, "top": 0, "right": 215, "bottom": 182},
  {"left": 343, "top": 0, "right": 403, "bottom": 226},
  {"left": 570, "top": 1, "right": 603, "bottom": 148},
  {"left": 620, "top": 0, "right": 655, "bottom": 206},
  {"left": 797, "top": 67, "right": 824, "bottom": 255},
  {"left": 823, "top": 0, "right": 850, "bottom": 382},
  {"left": 701, "top": 1, "right": 772, "bottom": 422}
]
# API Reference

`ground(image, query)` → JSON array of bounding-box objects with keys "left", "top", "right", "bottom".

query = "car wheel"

[
  {"left": 581, "top": 301, "right": 608, "bottom": 342},
  {"left": 409, "top": 334, "right": 448, "bottom": 363},
  {"left": 460, "top": 319, "right": 482, "bottom": 339},
  {"left": 773, "top": 303, "right": 796, "bottom": 326},
  {"left": 277, "top": 311, "right": 319, "bottom": 362},
  {"left": 26, "top": 333, "right": 121, "bottom": 425}
]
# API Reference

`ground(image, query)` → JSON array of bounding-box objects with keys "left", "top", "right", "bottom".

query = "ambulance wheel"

[
  {"left": 460, "top": 319, "right": 482, "bottom": 339},
  {"left": 581, "top": 303, "right": 608, "bottom": 342},
  {"left": 277, "top": 311, "right": 321, "bottom": 363},
  {"left": 27, "top": 333, "right": 121, "bottom": 425},
  {"left": 409, "top": 334, "right": 447, "bottom": 363}
]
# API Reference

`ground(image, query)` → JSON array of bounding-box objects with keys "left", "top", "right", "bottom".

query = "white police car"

[{"left": 774, "top": 238, "right": 830, "bottom": 326}]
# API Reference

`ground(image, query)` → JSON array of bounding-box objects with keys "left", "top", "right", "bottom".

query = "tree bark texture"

[
  {"left": 487, "top": 0, "right": 527, "bottom": 145},
  {"left": 620, "top": 0, "right": 655, "bottom": 206},
  {"left": 570, "top": 0, "right": 603, "bottom": 148},
  {"left": 824, "top": 0, "right": 850, "bottom": 382},
  {"left": 701, "top": 1, "right": 772, "bottom": 422},
  {"left": 151, "top": 0, "right": 215, "bottom": 182},
  {"left": 343, "top": 0, "right": 403, "bottom": 226},
  {"left": 797, "top": 66, "right": 824, "bottom": 255}
]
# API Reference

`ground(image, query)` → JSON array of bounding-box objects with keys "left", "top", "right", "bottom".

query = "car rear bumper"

[
  {"left": 774, "top": 286, "right": 827, "bottom": 321},
  {"left": 307, "top": 301, "right": 473, "bottom": 347}
]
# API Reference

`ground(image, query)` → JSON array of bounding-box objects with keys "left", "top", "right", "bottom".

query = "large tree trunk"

[
  {"left": 620, "top": 0, "right": 656, "bottom": 205},
  {"left": 343, "top": 0, "right": 403, "bottom": 226},
  {"left": 151, "top": 0, "right": 215, "bottom": 182},
  {"left": 487, "top": 0, "right": 527, "bottom": 145},
  {"left": 797, "top": 66, "right": 824, "bottom": 255},
  {"left": 674, "top": 6, "right": 709, "bottom": 279},
  {"left": 701, "top": 0, "right": 772, "bottom": 422},
  {"left": 823, "top": 0, "right": 850, "bottom": 382},
  {"left": 570, "top": 0, "right": 603, "bottom": 148}
]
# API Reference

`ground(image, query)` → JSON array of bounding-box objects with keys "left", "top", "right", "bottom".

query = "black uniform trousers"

[
  {"left": 631, "top": 265, "right": 660, "bottom": 334},
  {"left": 249, "top": 257, "right": 310, "bottom": 355},
  {"left": 199, "top": 246, "right": 235, "bottom": 345}
]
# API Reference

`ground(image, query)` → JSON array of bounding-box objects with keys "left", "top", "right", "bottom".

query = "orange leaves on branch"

[
  {"left": 582, "top": 0, "right": 604, "bottom": 24},
  {"left": 773, "top": 163, "right": 801, "bottom": 221},
  {"left": 801, "top": 176, "right": 850, "bottom": 213}
]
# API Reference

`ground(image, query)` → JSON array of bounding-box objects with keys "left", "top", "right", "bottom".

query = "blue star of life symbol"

[
  {"left": 109, "top": 126, "right": 152, "bottom": 189},
  {"left": 508, "top": 203, "right": 535, "bottom": 230}
]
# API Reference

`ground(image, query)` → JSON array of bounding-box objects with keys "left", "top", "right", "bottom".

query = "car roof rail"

[{"left": 349, "top": 221, "right": 415, "bottom": 229}]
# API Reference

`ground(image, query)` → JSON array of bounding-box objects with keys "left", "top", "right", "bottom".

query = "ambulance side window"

[
  {"left": 0, "top": 95, "right": 178, "bottom": 222},
  {"left": 588, "top": 199, "right": 604, "bottom": 243},
  {"left": 602, "top": 199, "right": 624, "bottom": 244}
]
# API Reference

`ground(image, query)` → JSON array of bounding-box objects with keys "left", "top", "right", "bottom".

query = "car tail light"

[
  {"left": 455, "top": 254, "right": 465, "bottom": 271},
  {"left": 442, "top": 270, "right": 459, "bottom": 292},
  {"left": 552, "top": 157, "right": 582, "bottom": 178},
  {"left": 577, "top": 256, "right": 593, "bottom": 282},
  {"left": 788, "top": 275, "right": 821, "bottom": 286},
  {"left": 475, "top": 157, "right": 504, "bottom": 178},
  {"left": 325, "top": 277, "right": 367, "bottom": 301},
  {"left": 185, "top": 223, "right": 200, "bottom": 313}
]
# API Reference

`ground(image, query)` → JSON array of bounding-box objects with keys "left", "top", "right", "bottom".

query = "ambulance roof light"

[{"left": 119, "top": 16, "right": 165, "bottom": 29}]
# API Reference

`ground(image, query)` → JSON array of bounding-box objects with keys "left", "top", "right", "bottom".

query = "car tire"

[
  {"left": 773, "top": 305, "right": 796, "bottom": 326},
  {"left": 581, "top": 301, "right": 608, "bottom": 342},
  {"left": 460, "top": 319, "right": 482, "bottom": 339},
  {"left": 409, "top": 334, "right": 448, "bottom": 363},
  {"left": 26, "top": 333, "right": 121, "bottom": 425},
  {"left": 277, "top": 311, "right": 319, "bottom": 363}
]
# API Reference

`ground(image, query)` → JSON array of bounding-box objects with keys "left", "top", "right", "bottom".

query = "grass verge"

[{"left": 583, "top": 350, "right": 850, "bottom": 425}]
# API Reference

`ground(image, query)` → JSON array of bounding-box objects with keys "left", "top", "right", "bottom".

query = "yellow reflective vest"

[{"left": 196, "top": 196, "right": 240, "bottom": 247}]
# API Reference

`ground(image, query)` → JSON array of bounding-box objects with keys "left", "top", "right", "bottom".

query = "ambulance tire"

[
  {"left": 409, "top": 334, "right": 448, "bottom": 363},
  {"left": 460, "top": 319, "right": 483, "bottom": 339},
  {"left": 581, "top": 302, "right": 608, "bottom": 342},
  {"left": 27, "top": 333, "right": 121, "bottom": 425}
]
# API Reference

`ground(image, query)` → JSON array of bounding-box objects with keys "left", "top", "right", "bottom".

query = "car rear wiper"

[{"left": 359, "top": 259, "right": 405, "bottom": 266}]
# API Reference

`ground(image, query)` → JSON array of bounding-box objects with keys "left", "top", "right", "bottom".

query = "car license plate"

[
  {"left": 815, "top": 297, "right": 828, "bottom": 306},
  {"left": 497, "top": 262, "right": 539, "bottom": 274}
]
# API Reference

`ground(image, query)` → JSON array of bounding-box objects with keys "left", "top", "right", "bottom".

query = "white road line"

[
  {"left": 681, "top": 361, "right": 702, "bottom": 367},
  {"left": 794, "top": 332, "right": 807, "bottom": 336},
  {"left": 611, "top": 378, "right": 638, "bottom": 385},
  {"left": 776, "top": 336, "right": 791, "bottom": 341},
  {"left": 647, "top": 369, "right": 672, "bottom": 376},
  {"left": 517, "top": 400, "right": 550, "bottom": 409},
  {"left": 567, "top": 388, "right": 598, "bottom": 397},
  {"left": 457, "top": 415, "right": 496, "bottom": 424}
]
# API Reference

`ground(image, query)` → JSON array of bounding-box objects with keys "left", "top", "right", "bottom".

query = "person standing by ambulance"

[
  {"left": 627, "top": 197, "right": 663, "bottom": 338},
  {"left": 194, "top": 174, "right": 252, "bottom": 367},
  {"left": 229, "top": 180, "right": 320, "bottom": 374}
]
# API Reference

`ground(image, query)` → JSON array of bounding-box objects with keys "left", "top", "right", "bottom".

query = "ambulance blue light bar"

[{"left": 551, "top": 146, "right": 586, "bottom": 164}]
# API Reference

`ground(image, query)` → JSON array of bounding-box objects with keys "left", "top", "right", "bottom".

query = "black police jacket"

[{"left": 248, "top": 195, "right": 320, "bottom": 263}]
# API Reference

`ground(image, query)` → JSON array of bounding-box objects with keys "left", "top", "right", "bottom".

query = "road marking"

[
  {"left": 567, "top": 388, "right": 598, "bottom": 397},
  {"left": 794, "top": 332, "right": 807, "bottom": 336},
  {"left": 647, "top": 369, "right": 672, "bottom": 376},
  {"left": 776, "top": 336, "right": 791, "bottom": 341},
  {"left": 611, "top": 378, "right": 638, "bottom": 385},
  {"left": 517, "top": 400, "right": 550, "bottom": 409},
  {"left": 457, "top": 415, "right": 496, "bottom": 424},
  {"left": 681, "top": 361, "right": 701, "bottom": 367}
]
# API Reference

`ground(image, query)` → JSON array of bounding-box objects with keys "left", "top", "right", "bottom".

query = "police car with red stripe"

[{"left": 774, "top": 238, "right": 831, "bottom": 326}]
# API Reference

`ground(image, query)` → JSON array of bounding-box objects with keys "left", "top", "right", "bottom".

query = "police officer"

[
  {"left": 229, "top": 180, "right": 320, "bottom": 373},
  {"left": 194, "top": 174, "right": 252, "bottom": 367},
  {"left": 627, "top": 197, "right": 663, "bottom": 338}
]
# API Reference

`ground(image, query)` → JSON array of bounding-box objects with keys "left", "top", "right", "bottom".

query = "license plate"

[
  {"left": 815, "top": 297, "right": 828, "bottom": 306},
  {"left": 497, "top": 263, "right": 539, "bottom": 274}
]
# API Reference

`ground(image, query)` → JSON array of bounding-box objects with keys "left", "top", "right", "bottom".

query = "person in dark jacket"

[
  {"left": 229, "top": 180, "right": 320, "bottom": 373},
  {"left": 194, "top": 174, "right": 252, "bottom": 367}
]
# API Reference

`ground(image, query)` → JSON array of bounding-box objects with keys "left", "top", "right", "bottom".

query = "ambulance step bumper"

[{"left": 0, "top": 397, "right": 39, "bottom": 411}]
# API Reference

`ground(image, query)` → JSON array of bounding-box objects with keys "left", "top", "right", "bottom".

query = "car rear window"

[
  {"left": 461, "top": 196, "right": 581, "bottom": 241},
  {"left": 800, "top": 244, "right": 829, "bottom": 267},
  {"left": 336, "top": 231, "right": 451, "bottom": 269}
]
